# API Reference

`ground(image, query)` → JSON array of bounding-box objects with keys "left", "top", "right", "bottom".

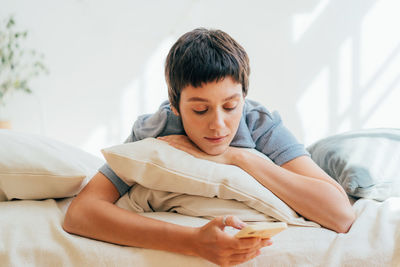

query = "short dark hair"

[{"left": 165, "top": 28, "right": 250, "bottom": 112}]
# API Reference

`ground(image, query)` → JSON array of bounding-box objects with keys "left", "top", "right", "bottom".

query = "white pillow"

[
  {"left": 102, "top": 138, "right": 319, "bottom": 227},
  {"left": 0, "top": 130, "right": 104, "bottom": 201}
]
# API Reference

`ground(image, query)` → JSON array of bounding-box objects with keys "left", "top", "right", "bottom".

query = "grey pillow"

[{"left": 307, "top": 128, "right": 400, "bottom": 201}]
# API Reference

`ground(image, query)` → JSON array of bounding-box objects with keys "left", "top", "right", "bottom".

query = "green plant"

[{"left": 0, "top": 15, "right": 48, "bottom": 107}]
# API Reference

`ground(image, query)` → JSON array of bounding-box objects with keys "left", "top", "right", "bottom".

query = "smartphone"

[{"left": 235, "top": 222, "right": 287, "bottom": 239}]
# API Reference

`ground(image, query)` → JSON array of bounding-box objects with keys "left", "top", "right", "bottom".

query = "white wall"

[{"left": 1, "top": 0, "right": 399, "bottom": 157}]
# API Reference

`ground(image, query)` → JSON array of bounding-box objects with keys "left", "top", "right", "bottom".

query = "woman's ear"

[{"left": 170, "top": 104, "right": 180, "bottom": 116}]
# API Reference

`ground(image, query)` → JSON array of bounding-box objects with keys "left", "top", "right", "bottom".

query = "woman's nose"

[{"left": 209, "top": 110, "right": 225, "bottom": 130}]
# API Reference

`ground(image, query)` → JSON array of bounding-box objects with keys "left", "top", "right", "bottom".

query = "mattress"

[{"left": 1, "top": 196, "right": 399, "bottom": 267}]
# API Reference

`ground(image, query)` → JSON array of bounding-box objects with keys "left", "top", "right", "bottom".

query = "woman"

[{"left": 63, "top": 28, "right": 355, "bottom": 266}]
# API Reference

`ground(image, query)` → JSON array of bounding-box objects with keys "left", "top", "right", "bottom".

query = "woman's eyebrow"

[{"left": 187, "top": 93, "right": 241, "bottom": 102}]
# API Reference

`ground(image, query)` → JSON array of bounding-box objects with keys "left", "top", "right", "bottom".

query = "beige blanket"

[
  {"left": 115, "top": 184, "right": 276, "bottom": 222},
  {"left": 1, "top": 197, "right": 399, "bottom": 266}
]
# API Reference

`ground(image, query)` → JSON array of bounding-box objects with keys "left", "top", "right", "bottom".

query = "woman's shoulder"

[
  {"left": 244, "top": 99, "right": 268, "bottom": 111},
  {"left": 133, "top": 100, "right": 184, "bottom": 140},
  {"left": 243, "top": 99, "right": 281, "bottom": 128}
]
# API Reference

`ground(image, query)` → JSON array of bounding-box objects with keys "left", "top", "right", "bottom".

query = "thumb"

[{"left": 218, "top": 215, "right": 248, "bottom": 230}]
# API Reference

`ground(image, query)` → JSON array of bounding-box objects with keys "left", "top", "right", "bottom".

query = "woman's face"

[{"left": 172, "top": 76, "right": 244, "bottom": 155}]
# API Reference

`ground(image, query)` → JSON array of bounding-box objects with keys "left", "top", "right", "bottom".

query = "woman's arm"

[
  {"left": 231, "top": 152, "right": 356, "bottom": 233},
  {"left": 63, "top": 172, "right": 271, "bottom": 266},
  {"left": 158, "top": 135, "right": 356, "bottom": 233}
]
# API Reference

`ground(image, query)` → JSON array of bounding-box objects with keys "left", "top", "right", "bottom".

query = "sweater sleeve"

[{"left": 98, "top": 131, "right": 139, "bottom": 196}]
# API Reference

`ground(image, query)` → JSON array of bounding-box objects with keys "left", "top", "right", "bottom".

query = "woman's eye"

[
  {"left": 193, "top": 109, "right": 207, "bottom": 115},
  {"left": 224, "top": 106, "right": 237, "bottom": 111},
  {"left": 224, "top": 101, "right": 238, "bottom": 111}
]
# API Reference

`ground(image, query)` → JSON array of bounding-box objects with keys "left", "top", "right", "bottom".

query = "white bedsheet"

[{"left": 0, "top": 197, "right": 399, "bottom": 267}]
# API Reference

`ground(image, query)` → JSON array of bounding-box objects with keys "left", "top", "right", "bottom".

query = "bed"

[{"left": 1, "top": 128, "right": 399, "bottom": 267}]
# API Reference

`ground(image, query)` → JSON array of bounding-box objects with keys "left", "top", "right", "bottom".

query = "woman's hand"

[
  {"left": 157, "top": 135, "right": 237, "bottom": 165},
  {"left": 191, "top": 215, "right": 272, "bottom": 266}
]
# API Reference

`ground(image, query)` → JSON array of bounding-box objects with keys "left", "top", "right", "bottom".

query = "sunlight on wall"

[
  {"left": 292, "top": 0, "right": 329, "bottom": 43},
  {"left": 8, "top": 0, "right": 397, "bottom": 157},
  {"left": 81, "top": 36, "right": 174, "bottom": 157},
  {"left": 337, "top": 37, "right": 353, "bottom": 133},
  {"left": 360, "top": 0, "right": 400, "bottom": 129},
  {"left": 294, "top": 0, "right": 400, "bottom": 145},
  {"left": 360, "top": 0, "right": 400, "bottom": 87},
  {"left": 120, "top": 79, "right": 141, "bottom": 140},
  {"left": 142, "top": 36, "right": 175, "bottom": 114},
  {"left": 297, "top": 67, "right": 329, "bottom": 145},
  {"left": 118, "top": 36, "right": 174, "bottom": 139},
  {"left": 82, "top": 126, "right": 108, "bottom": 158}
]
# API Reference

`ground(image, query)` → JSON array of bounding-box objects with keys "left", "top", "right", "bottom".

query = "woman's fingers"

[
  {"left": 222, "top": 215, "right": 247, "bottom": 230},
  {"left": 157, "top": 135, "right": 202, "bottom": 156},
  {"left": 231, "top": 240, "right": 272, "bottom": 254},
  {"left": 230, "top": 237, "right": 272, "bottom": 254},
  {"left": 194, "top": 217, "right": 271, "bottom": 266},
  {"left": 216, "top": 248, "right": 262, "bottom": 267},
  {"left": 225, "top": 249, "right": 262, "bottom": 266},
  {"left": 230, "top": 236, "right": 262, "bottom": 250}
]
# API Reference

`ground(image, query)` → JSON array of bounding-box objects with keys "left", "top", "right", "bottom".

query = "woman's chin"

[{"left": 202, "top": 145, "right": 229, "bottom": 156}]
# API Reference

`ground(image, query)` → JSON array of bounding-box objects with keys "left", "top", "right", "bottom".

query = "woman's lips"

[{"left": 204, "top": 136, "right": 227, "bottom": 143}]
